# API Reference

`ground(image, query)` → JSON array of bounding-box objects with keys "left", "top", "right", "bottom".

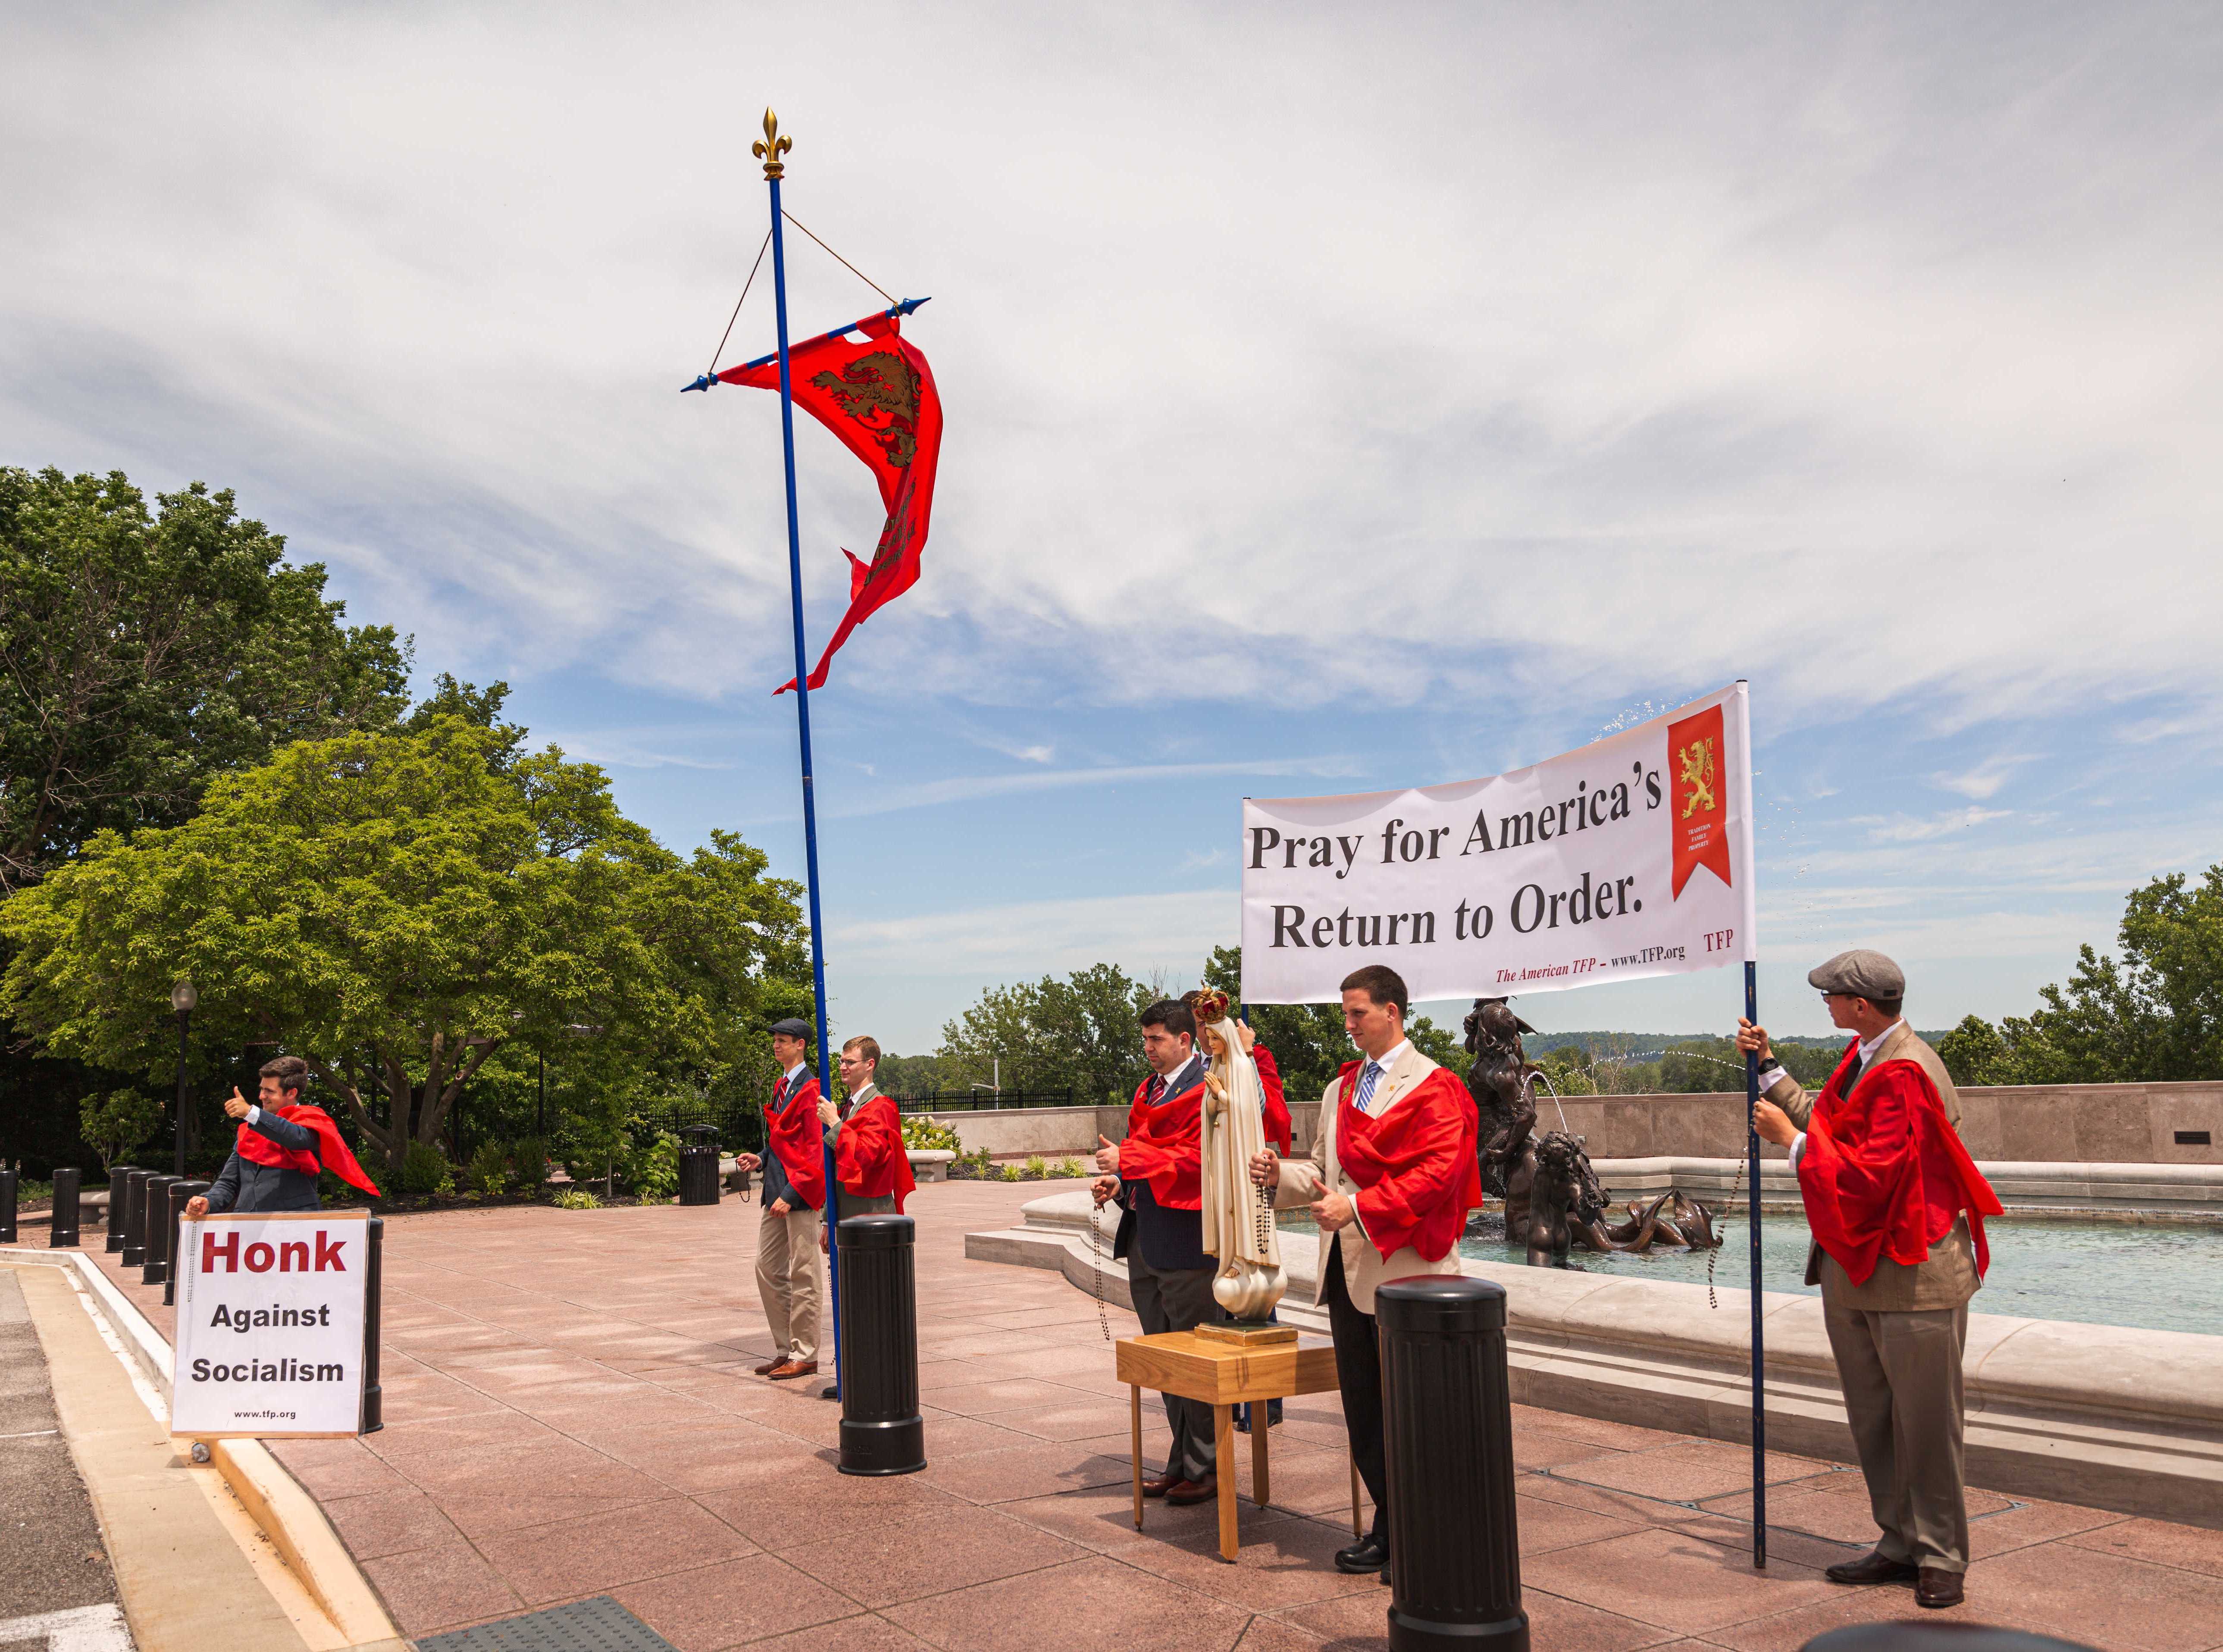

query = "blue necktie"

[{"left": 1353, "top": 1060, "right": 1385, "bottom": 1115}]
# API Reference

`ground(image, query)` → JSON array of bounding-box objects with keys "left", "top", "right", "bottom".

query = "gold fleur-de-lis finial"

[{"left": 752, "top": 108, "right": 792, "bottom": 180}]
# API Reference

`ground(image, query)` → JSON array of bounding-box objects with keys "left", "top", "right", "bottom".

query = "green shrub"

[
  {"left": 946, "top": 1145, "right": 995, "bottom": 1179},
  {"left": 79, "top": 1088, "right": 163, "bottom": 1172},
  {"left": 1001, "top": 1163, "right": 1024, "bottom": 1182},
  {"left": 510, "top": 1136, "right": 550, "bottom": 1186},
  {"left": 395, "top": 1141, "right": 451, "bottom": 1198},
  {"left": 1052, "top": 1157, "right": 1086, "bottom": 1180},
  {"left": 465, "top": 1140, "right": 511, "bottom": 1195},
  {"left": 900, "top": 1115, "right": 961, "bottom": 1152},
  {"left": 1021, "top": 1155, "right": 1048, "bottom": 1182},
  {"left": 554, "top": 1187, "right": 601, "bottom": 1210},
  {"left": 622, "top": 1130, "right": 681, "bottom": 1202}
]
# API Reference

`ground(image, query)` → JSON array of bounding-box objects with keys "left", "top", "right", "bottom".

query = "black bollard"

[
  {"left": 106, "top": 1166, "right": 141, "bottom": 1252},
  {"left": 1802, "top": 1626, "right": 2100, "bottom": 1652},
  {"left": 676, "top": 1125, "right": 721, "bottom": 1206},
  {"left": 164, "top": 1182, "right": 209, "bottom": 1306},
  {"left": 1377, "top": 1275, "right": 1527, "bottom": 1652},
  {"left": 835, "top": 1213, "right": 924, "bottom": 1476},
  {"left": 140, "top": 1175, "right": 182, "bottom": 1285},
  {"left": 0, "top": 1168, "right": 16, "bottom": 1243},
  {"left": 119, "top": 1169, "right": 154, "bottom": 1267},
  {"left": 360, "top": 1216, "right": 383, "bottom": 1434},
  {"left": 48, "top": 1168, "right": 81, "bottom": 1248}
]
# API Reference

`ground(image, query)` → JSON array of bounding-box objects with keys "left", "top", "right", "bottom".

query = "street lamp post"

[{"left": 169, "top": 981, "right": 197, "bottom": 1180}]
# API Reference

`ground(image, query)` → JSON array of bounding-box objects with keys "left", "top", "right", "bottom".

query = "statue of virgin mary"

[{"left": 1184, "top": 989, "right": 1286, "bottom": 1323}]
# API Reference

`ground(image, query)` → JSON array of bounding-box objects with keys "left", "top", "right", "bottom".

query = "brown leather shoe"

[
  {"left": 1140, "top": 1472, "right": 1181, "bottom": 1498},
  {"left": 767, "top": 1359, "right": 819, "bottom": 1381},
  {"left": 1165, "top": 1474, "right": 1218, "bottom": 1506},
  {"left": 752, "top": 1359, "right": 783, "bottom": 1376},
  {"left": 1825, "top": 1550, "right": 1919, "bottom": 1586},
  {"left": 1916, "top": 1567, "right": 1965, "bottom": 1608}
]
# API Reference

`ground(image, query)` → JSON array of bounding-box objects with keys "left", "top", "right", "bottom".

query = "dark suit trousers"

[
  {"left": 1127, "top": 1251, "right": 1221, "bottom": 1481},
  {"left": 1322, "top": 1242, "right": 1387, "bottom": 1540}
]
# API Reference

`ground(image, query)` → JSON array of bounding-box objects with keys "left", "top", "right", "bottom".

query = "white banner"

[
  {"left": 1242, "top": 683, "right": 1756, "bottom": 1004},
  {"left": 172, "top": 1210, "right": 369, "bottom": 1439}
]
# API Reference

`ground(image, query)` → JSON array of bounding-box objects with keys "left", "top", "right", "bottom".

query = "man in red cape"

[
  {"left": 1092, "top": 998, "right": 1224, "bottom": 1505},
  {"left": 818, "top": 1034, "right": 914, "bottom": 1219},
  {"left": 1251, "top": 965, "right": 1481, "bottom": 1580},
  {"left": 1742, "top": 950, "right": 2002, "bottom": 1611},
  {"left": 186, "top": 1056, "right": 379, "bottom": 1217},
  {"left": 735, "top": 1018, "right": 827, "bottom": 1382}
]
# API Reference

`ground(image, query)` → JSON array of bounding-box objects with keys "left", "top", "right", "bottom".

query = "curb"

[{"left": 1, "top": 1244, "right": 404, "bottom": 1648}]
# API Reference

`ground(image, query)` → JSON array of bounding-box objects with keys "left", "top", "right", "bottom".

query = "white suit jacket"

[{"left": 1271, "top": 1042, "right": 1465, "bottom": 1315}]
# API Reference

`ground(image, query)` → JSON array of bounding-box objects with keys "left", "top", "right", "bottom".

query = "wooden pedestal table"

[{"left": 1114, "top": 1328, "right": 1355, "bottom": 1563}]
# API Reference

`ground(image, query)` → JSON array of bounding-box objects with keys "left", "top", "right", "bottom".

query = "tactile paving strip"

[{"left": 416, "top": 1596, "right": 680, "bottom": 1652}]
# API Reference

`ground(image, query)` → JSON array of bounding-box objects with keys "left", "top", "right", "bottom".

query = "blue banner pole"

[
  {"left": 761, "top": 114, "right": 841, "bottom": 1400},
  {"left": 1745, "top": 958, "right": 1766, "bottom": 1567}
]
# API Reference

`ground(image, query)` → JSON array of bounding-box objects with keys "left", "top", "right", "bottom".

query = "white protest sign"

[
  {"left": 1242, "top": 682, "right": 1756, "bottom": 1004},
  {"left": 172, "top": 1210, "right": 369, "bottom": 1438}
]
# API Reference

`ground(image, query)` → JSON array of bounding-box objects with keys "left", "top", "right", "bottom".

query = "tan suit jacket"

[
  {"left": 1271, "top": 1042, "right": 1465, "bottom": 1316},
  {"left": 1766, "top": 1023, "right": 1979, "bottom": 1313}
]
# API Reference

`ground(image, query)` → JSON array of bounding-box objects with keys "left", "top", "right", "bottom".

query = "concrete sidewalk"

[{"left": 74, "top": 1179, "right": 2223, "bottom": 1651}]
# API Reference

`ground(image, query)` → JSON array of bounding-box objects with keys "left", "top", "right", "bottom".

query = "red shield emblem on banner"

[{"left": 1667, "top": 704, "right": 1733, "bottom": 899}]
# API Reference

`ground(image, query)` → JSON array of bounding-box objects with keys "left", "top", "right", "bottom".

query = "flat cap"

[
  {"left": 1807, "top": 949, "right": 1904, "bottom": 1001},
  {"left": 767, "top": 1017, "right": 812, "bottom": 1040}
]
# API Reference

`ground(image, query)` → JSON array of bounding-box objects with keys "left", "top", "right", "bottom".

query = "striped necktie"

[
  {"left": 1353, "top": 1059, "right": 1385, "bottom": 1115},
  {"left": 1145, "top": 1073, "right": 1166, "bottom": 1105}
]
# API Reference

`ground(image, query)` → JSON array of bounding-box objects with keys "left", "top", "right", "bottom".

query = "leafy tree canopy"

[
  {"left": 0, "top": 467, "right": 410, "bottom": 891},
  {"left": 0, "top": 716, "right": 808, "bottom": 1170},
  {"left": 1939, "top": 867, "right": 2223, "bottom": 1086},
  {"left": 936, "top": 963, "right": 1159, "bottom": 1104}
]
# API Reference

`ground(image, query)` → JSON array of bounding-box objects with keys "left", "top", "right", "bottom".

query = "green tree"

[
  {"left": 0, "top": 717, "right": 808, "bottom": 1172},
  {"left": 1934, "top": 867, "right": 2223, "bottom": 1085},
  {"left": 937, "top": 963, "right": 1155, "bottom": 1104},
  {"left": 0, "top": 467, "right": 409, "bottom": 891}
]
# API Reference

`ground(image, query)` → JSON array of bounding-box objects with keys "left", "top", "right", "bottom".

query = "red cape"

[
  {"left": 765, "top": 1074, "right": 827, "bottom": 1208},
  {"left": 835, "top": 1093, "right": 915, "bottom": 1212},
  {"left": 1253, "top": 1042, "right": 1293, "bottom": 1155},
  {"left": 1120, "top": 1070, "right": 1205, "bottom": 1211},
  {"left": 1798, "top": 1045, "right": 2002, "bottom": 1286},
  {"left": 235, "top": 1104, "right": 381, "bottom": 1198},
  {"left": 1334, "top": 1062, "right": 1481, "bottom": 1263}
]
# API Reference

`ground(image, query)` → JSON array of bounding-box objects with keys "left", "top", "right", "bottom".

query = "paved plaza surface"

[{"left": 81, "top": 1179, "right": 2223, "bottom": 1652}]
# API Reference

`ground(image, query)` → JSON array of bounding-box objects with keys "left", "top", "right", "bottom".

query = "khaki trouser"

[
  {"left": 755, "top": 1201, "right": 823, "bottom": 1361},
  {"left": 1823, "top": 1292, "right": 1970, "bottom": 1572}
]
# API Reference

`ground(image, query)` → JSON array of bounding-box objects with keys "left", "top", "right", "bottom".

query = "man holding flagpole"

[
  {"left": 735, "top": 1017, "right": 826, "bottom": 1381},
  {"left": 1739, "top": 949, "right": 2001, "bottom": 1610}
]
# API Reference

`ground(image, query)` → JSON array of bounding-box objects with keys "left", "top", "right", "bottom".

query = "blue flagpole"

[
  {"left": 1746, "top": 959, "right": 1766, "bottom": 1567},
  {"left": 758, "top": 110, "right": 842, "bottom": 1400}
]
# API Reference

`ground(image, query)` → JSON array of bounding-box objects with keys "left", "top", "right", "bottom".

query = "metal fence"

[{"left": 888, "top": 1088, "right": 1083, "bottom": 1114}]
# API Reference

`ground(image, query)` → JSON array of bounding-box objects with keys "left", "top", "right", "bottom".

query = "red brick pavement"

[{"left": 81, "top": 1180, "right": 2223, "bottom": 1650}]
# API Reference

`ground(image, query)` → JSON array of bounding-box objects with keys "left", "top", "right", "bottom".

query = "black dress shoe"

[
  {"left": 1335, "top": 1534, "right": 1390, "bottom": 1574},
  {"left": 1825, "top": 1550, "right": 1919, "bottom": 1586},
  {"left": 1916, "top": 1567, "right": 1966, "bottom": 1608}
]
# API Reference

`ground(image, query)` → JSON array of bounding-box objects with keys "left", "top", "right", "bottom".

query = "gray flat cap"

[
  {"left": 767, "top": 1017, "right": 812, "bottom": 1040},
  {"left": 1807, "top": 950, "right": 1904, "bottom": 1001}
]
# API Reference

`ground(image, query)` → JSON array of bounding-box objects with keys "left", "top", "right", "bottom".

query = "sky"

[{"left": 5, "top": 3, "right": 2220, "bottom": 1054}]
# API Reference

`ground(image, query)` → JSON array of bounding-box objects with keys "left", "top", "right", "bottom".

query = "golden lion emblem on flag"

[
  {"left": 1677, "top": 737, "right": 1717, "bottom": 820},
  {"left": 810, "top": 350, "right": 919, "bottom": 468}
]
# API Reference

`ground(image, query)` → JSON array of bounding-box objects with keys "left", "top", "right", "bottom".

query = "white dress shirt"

[{"left": 1785, "top": 1020, "right": 1904, "bottom": 1170}]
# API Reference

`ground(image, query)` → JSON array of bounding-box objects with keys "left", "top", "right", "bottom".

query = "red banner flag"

[
  {"left": 1667, "top": 702, "right": 1733, "bottom": 899},
  {"left": 717, "top": 313, "right": 942, "bottom": 694}
]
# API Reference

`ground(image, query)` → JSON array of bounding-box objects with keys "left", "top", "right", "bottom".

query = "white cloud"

[
  {"left": 830, "top": 888, "right": 1234, "bottom": 976},
  {"left": 820, "top": 755, "right": 1364, "bottom": 819},
  {"left": 1931, "top": 755, "right": 2036, "bottom": 801},
  {"left": 1858, "top": 808, "right": 2012, "bottom": 842}
]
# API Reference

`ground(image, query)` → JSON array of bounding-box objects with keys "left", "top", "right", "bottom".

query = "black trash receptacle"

[
  {"left": 677, "top": 1126, "right": 722, "bottom": 1207},
  {"left": 1376, "top": 1274, "right": 1527, "bottom": 1652},
  {"left": 106, "top": 1166, "right": 143, "bottom": 1252},
  {"left": 835, "top": 1213, "right": 925, "bottom": 1476},
  {"left": 141, "top": 1175, "right": 182, "bottom": 1284},
  {"left": 48, "top": 1169, "right": 82, "bottom": 1248},
  {"left": 119, "top": 1168, "right": 155, "bottom": 1267},
  {"left": 0, "top": 1168, "right": 17, "bottom": 1243},
  {"left": 165, "top": 1181, "right": 210, "bottom": 1305}
]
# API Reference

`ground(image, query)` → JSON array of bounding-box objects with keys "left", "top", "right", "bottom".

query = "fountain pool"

[{"left": 1277, "top": 1210, "right": 2223, "bottom": 1336}]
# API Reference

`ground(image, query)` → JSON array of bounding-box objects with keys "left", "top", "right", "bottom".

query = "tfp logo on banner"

[
  {"left": 1241, "top": 683, "right": 1757, "bottom": 1004},
  {"left": 172, "top": 1210, "right": 369, "bottom": 1439}
]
